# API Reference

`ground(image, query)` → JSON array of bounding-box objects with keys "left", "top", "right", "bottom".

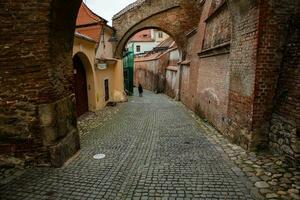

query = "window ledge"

[{"left": 198, "top": 42, "right": 230, "bottom": 58}]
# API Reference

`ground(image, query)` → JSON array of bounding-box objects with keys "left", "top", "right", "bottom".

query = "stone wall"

[
  {"left": 270, "top": 114, "right": 299, "bottom": 165},
  {"left": 269, "top": 7, "right": 300, "bottom": 164},
  {"left": 0, "top": 0, "right": 81, "bottom": 167}
]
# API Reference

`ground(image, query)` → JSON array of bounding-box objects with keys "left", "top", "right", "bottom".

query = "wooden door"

[
  {"left": 73, "top": 55, "right": 89, "bottom": 117},
  {"left": 104, "top": 79, "right": 109, "bottom": 101}
]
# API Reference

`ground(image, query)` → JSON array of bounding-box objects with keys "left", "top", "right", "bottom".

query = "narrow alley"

[{"left": 0, "top": 91, "right": 257, "bottom": 199}]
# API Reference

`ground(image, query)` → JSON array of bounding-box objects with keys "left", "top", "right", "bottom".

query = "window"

[
  {"left": 104, "top": 79, "right": 109, "bottom": 101},
  {"left": 136, "top": 45, "right": 141, "bottom": 52},
  {"left": 158, "top": 32, "right": 163, "bottom": 38}
]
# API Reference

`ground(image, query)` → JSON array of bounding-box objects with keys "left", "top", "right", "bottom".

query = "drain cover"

[{"left": 93, "top": 154, "right": 105, "bottom": 160}]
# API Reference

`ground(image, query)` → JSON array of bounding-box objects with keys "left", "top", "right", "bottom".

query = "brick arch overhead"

[{"left": 112, "top": 0, "right": 205, "bottom": 58}]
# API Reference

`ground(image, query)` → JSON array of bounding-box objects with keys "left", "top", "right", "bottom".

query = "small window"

[
  {"left": 136, "top": 45, "right": 141, "bottom": 52},
  {"left": 158, "top": 32, "right": 163, "bottom": 38}
]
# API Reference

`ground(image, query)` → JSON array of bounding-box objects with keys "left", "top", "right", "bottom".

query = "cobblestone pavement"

[
  {"left": 184, "top": 105, "right": 300, "bottom": 200},
  {"left": 77, "top": 104, "right": 121, "bottom": 138},
  {"left": 0, "top": 104, "right": 121, "bottom": 186},
  {"left": 0, "top": 90, "right": 261, "bottom": 200}
]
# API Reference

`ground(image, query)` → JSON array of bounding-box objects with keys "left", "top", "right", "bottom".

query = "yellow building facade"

[{"left": 73, "top": 33, "right": 126, "bottom": 116}]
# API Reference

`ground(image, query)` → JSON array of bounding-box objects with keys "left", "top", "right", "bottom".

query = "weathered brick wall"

[
  {"left": 165, "top": 68, "right": 178, "bottom": 98},
  {"left": 224, "top": 1, "right": 260, "bottom": 150},
  {"left": 180, "top": 0, "right": 231, "bottom": 134},
  {"left": 195, "top": 54, "right": 230, "bottom": 133},
  {"left": 134, "top": 52, "right": 169, "bottom": 93},
  {"left": 134, "top": 60, "right": 159, "bottom": 92},
  {"left": 0, "top": 0, "right": 81, "bottom": 167},
  {"left": 202, "top": 2, "right": 231, "bottom": 50},
  {"left": 0, "top": 0, "right": 51, "bottom": 166},
  {"left": 249, "top": 0, "right": 299, "bottom": 151},
  {"left": 134, "top": 46, "right": 180, "bottom": 96},
  {"left": 179, "top": 30, "right": 196, "bottom": 108},
  {"left": 269, "top": 2, "right": 300, "bottom": 164}
]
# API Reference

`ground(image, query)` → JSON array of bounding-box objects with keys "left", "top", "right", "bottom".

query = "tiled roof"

[
  {"left": 129, "top": 30, "right": 154, "bottom": 42},
  {"left": 74, "top": 32, "right": 97, "bottom": 43}
]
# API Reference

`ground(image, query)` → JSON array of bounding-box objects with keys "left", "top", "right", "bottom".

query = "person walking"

[{"left": 138, "top": 83, "right": 143, "bottom": 97}]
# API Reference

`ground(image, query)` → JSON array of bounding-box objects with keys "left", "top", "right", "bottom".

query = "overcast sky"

[{"left": 84, "top": 0, "right": 136, "bottom": 25}]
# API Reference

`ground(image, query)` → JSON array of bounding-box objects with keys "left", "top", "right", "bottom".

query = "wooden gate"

[{"left": 73, "top": 55, "right": 89, "bottom": 117}]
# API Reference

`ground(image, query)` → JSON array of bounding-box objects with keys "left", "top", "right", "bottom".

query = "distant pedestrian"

[{"left": 138, "top": 83, "right": 143, "bottom": 97}]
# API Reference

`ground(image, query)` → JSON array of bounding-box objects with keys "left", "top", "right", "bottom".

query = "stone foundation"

[
  {"left": 38, "top": 95, "right": 80, "bottom": 167},
  {"left": 269, "top": 114, "right": 299, "bottom": 165},
  {"left": 0, "top": 95, "right": 80, "bottom": 168}
]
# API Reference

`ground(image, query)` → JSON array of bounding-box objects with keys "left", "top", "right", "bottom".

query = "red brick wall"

[
  {"left": 182, "top": 1, "right": 213, "bottom": 113},
  {"left": 181, "top": 0, "right": 261, "bottom": 150},
  {"left": 226, "top": 2, "right": 260, "bottom": 149},
  {"left": 180, "top": 0, "right": 232, "bottom": 134},
  {"left": 251, "top": 0, "right": 299, "bottom": 151},
  {"left": 195, "top": 54, "right": 230, "bottom": 132}
]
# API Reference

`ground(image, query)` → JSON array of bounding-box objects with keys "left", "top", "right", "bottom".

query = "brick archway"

[{"left": 112, "top": 0, "right": 204, "bottom": 58}]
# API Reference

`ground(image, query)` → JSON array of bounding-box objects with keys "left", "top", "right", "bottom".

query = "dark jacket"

[{"left": 138, "top": 85, "right": 143, "bottom": 93}]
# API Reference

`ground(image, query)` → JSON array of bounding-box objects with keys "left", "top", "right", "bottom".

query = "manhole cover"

[{"left": 93, "top": 154, "right": 105, "bottom": 160}]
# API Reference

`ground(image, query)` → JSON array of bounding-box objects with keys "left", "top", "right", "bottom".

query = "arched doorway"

[{"left": 73, "top": 54, "right": 89, "bottom": 117}]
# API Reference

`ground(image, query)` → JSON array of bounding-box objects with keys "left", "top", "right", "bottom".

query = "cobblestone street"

[{"left": 1, "top": 91, "right": 260, "bottom": 199}]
